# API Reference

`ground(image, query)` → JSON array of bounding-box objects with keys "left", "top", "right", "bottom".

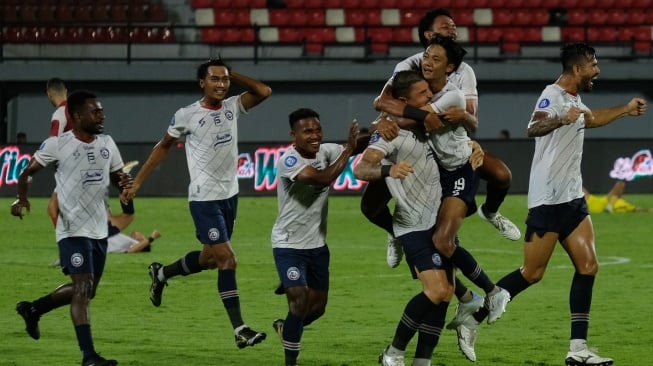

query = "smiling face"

[
  {"left": 421, "top": 44, "right": 454, "bottom": 83},
  {"left": 403, "top": 79, "right": 433, "bottom": 108},
  {"left": 75, "top": 98, "right": 105, "bottom": 135},
  {"left": 291, "top": 117, "right": 323, "bottom": 158},
  {"left": 426, "top": 14, "right": 457, "bottom": 41},
  {"left": 200, "top": 65, "right": 230, "bottom": 103}
]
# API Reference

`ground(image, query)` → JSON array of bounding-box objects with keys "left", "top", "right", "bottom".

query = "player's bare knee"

[
  {"left": 576, "top": 261, "right": 599, "bottom": 276},
  {"left": 73, "top": 278, "right": 95, "bottom": 300},
  {"left": 521, "top": 267, "right": 545, "bottom": 284}
]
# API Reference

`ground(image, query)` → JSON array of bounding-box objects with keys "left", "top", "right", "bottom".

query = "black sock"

[
  {"left": 454, "top": 276, "right": 470, "bottom": 299},
  {"left": 282, "top": 312, "right": 303, "bottom": 365},
  {"left": 162, "top": 251, "right": 203, "bottom": 279},
  {"left": 218, "top": 269, "right": 243, "bottom": 328},
  {"left": 451, "top": 247, "right": 495, "bottom": 294},
  {"left": 32, "top": 294, "right": 57, "bottom": 316},
  {"left": 570, "top": 272, "right": 594, "bottom": 340},
  {"left": 414, "top": 301, "right": 448, "bottom": 359},
  {"left": 392, "top": 292, "right": 432, "bottom": 351},
  {"left": 75, "top": 324, "right": 95, "bottom": 359},
  {"left": 484, "top": 184, "right": 509, "bottom": 214},
  {"left": 368, "top": 207, "right": 395, "bottom": 235},
  {"left": 474, "top": 268, "right": 531, "bottom": 322}
]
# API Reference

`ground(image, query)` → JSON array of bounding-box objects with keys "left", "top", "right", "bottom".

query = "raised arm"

[
  {"left": 232, "top": 71, "right": 272, "bottom": 111},
  {"left": 295, "top": 121, "right": 358, "bottom": 187},
  {"left": 121, "top": 134, "right": 176, "bottom": 201}
]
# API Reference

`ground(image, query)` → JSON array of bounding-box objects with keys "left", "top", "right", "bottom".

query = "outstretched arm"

[
  {"left": 232, "top": 71, "right": 272, "bottom": 111},
  {"left": 585, "top": 97, "right": 647, "bottom": 128},
  {"left": 121, "top": 134, "right": 176, "bottom": 201}
]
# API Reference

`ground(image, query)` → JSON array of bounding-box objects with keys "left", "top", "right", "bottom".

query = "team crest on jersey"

[
  {"left": 100, "top": 148, "right": 110, "bottom": 159},
  {"left": 370, "top": 130, "right": 381, "bottom": 144},
  {"left": 431, "top": 253, "right": 442, "bottom": 267},
  {"left": 208, "top": 228, "right": 220, "bottom": 241},
  {"left": 286, "top": 266, "right": 301, "bottom": 281},
  {"left": 71, "top": 253, "right": 84, "bottom": 267},
  {"left": 285, "top": 156, "right": 298, "bottom": 167},
  {"left": 225, "top": 110, "right": 234, "bottom": 120},
  {"left": 538, "top": 98, "right": 550, "bottom": 108}
]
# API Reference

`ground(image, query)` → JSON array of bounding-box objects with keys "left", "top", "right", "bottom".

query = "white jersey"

[
  {"left": 167, "top": 95, "right": 246, "bottom": 201},
  {"left": 107, "top": 232, "right": 139, "bottom": 253},
  {"left": 49, "top": 102, "right": 71, "bottom": 137},
  {"left": 427, "top": 81, "right": 470, "bottom": 170},
  {"left": 389, "top": 52, "right": 478, "bottom": 100},
  {"left": 271, "top": 143, "right": 345, "bottom": 250},
  {"left": 368, "top": 130, "right": 441, "bottom": 237},
  {"left": 527, "top": 84, "right": 587, "bottom": 208},
  {"left": 34, "top": 132, "right": 124, "bottom": 242}
]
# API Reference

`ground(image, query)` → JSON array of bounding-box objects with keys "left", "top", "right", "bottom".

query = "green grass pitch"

[{"left": 1, "top": 194, "right": 652, "bottom": 365}]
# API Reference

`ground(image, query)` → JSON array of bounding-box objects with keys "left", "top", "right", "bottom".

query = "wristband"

[
  {"left": 120, "top": 199, "right": 135, "bottom": 215},
  {"left": 381, "top": 165, "right": 391, "bottom": 178},
  {"left": 402, "top": 105, "right": 429, "bottom": 124}
]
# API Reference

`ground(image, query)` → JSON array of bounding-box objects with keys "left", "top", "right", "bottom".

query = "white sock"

[
  {"left": 570, "top": 339, "right": 587, "bottom": 352},
  {"left": 157, "top": 268, "right": 166, "bottom": 282}
]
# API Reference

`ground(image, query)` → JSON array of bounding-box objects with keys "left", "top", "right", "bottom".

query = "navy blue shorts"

[
  {"left": 58, "top": 237, "right": 108, "bottom": 277},
  {"left": 439, "top": 162, "right": 479, "bottom": 217},
  {"left": 273, "top": 246, "right": 330, "bottom": 291},
  {"left": 189, "top": 195, "right": 238, "bottom": 245},
  {"left": 399, "top": 227, "right": 453, "bottom": 280},
  {"left": 525, "top": 197, "right": 589, "bottom": 242}
]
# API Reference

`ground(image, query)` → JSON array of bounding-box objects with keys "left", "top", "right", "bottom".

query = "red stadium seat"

[
  {"left": 503, "top": 0, "right": 524, "bottom": 7},
  {"left": 92, "top": 5, "right": 111, "bottom": 22},
  {"left": 323, "top": 0, "right": 344, "bottom": 7},
  {"left": 512, "top": 9, "right": 532, "bottom": 26},
  {"left": 109, "top": 4, "right": 128, "bottom": 22},
  {"left": 492, "top": 9, "right": 512, "bottom": 26},
  {"left": 595, "top": 0, "right": 615, "bottom": 6},
  {"left": 18, "top": 5, "right": 38, "bottom": 23},
  {"left": 530, "top": 8, "right": 550, "bottom": 26},
  {"left": 633, "top": 41, "right": 651, "bottom": 54},
  {"left": 359, "top": 0, "right": 379, "bottom": 8},
  {"left": 306, "top": 9, "right": 325, "bottom": 26},
  {"left": 366, "top": 10, "right": 382, "bottom": 26},
  {"left": 369, "top": 27, "right": 392, "bottom": 44},
  {"left": 522, "top": 0, "right": 543, "bottom": 7},
  {"left": 341, "top": 0, "right": 360, "bottom": 8},
  {"left": 214, "top": 9, "right": 250, "bottom": 26},
  {"left": 451, "top": 9, "right": 474, "bottom": 26},
  {"left": 288, "top": 9, "right": 310, "bottom": 26},
  {"left": 4, "top": 27, "right": 24, "bottom": 43},
  {"left": 392, "top": 27, "right": 414, "bottom": 43},
  {"left": 566, "top": 8, "right": 586, "bottom": 25},
  {"left": 627, "top": 11, "right": 646, "bottom": 25},
  {"left": 212, "top": 0, "right": 231, "bottom": 8},
  {"left": 269, "top": 10, "right": 290, "bottom": 26},
  {"left": 392, "top": 0, "right": 417, "bottom": 8},
  {"left": 38, "top": 5, "right": 57, "bottom": 23},
  {"left": 304, "top": 27, "right": 335, "bottom": 43},
  {"left": 586, "top": 9, "right": 607, "bottom": 25},
  {"left": 106, "top": 26, "right": 128, "bottom": 43},
  {"left": 305, "top": 43, "right": 324, "bottom": 54},
  {"left": 379, "top": 0, "right": 398, "bottom": 8},
  {"left": 147, "top": 3, "right": 168, "bottom": 22},
  {"left": 74, "top": 5, "right": 93, "bottom": 22},
  {"left": 476, "top": 27, "right": 502, "bottom": 42},
  {"left": 502, "top": 27, "right": 521, "bottom": 43},
  {"left": 190, "top": 0, "right": 213, "bottom": 8},
  {"left": 448, "top": 0, "right": 469, "bottom": 8},
  {"left": 587, "top": 27, "right": 617, "bottom": 41},
  {"left": 501, "top": 42, "right": 521, "bottom": 54},
  {"left": 561, "top": 27, "right": 585, "bottom": 42},
  {"left": 345, "top": 10, "right": 367, "bottom": 26},
  {"left": 605, "top": 9, "right": 626, "bottom": 25},
  {"left": 277, "top": 27, "right": 303, "bottom": 43},
  {"left": 400, "top": 10, "right": 420, "bottom": 26},
  {"left": 522, "top": 27, "right": 542, "bottom": 42}
]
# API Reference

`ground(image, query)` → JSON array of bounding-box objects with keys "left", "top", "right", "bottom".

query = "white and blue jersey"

[{"left": 167, "top": 95, "right": 246, "bottom": 201}]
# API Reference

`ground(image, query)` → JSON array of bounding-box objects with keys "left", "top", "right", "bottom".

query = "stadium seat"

[
  {"left": 304, "top": 27, "right": 335, "bottom": 43},
  {"left": 358, "top": 0, "right": 379, "bottom": 8},
  {"left": 190, "top": 0, "right": 213, "bottom": 8},
  {"left": 106, "top": 26, "right": 128, "bottom": 43},
  {"left": 18, "top": 5, "right": 38, "bottom": 23},
  {"left": 587, "top": 26, "right": 617, "bottom": 41},
  {"left": 340, "top": 0, "right": 360, "bottom": 8},
  {"left": 530, "top": 8, "right": 550, "bottom": 26},
  {"left": 503, "top": 0, "right": 524, "bottom": 7},
  {"left": 512, "top": 9, "right": 532, "bottom": 26},
  {"left": 448, "top": 0, "right": 470, "bottom": 8},
  {"left": 147, "top": 3, "right": 168, "bottom": 22},
  {"left": 400, "top": 10, "right": 420, "bottom": 26},
  {"left": 627, "top": 11, "right": 646, "bottom": 25},
  {"left": 594, "top": 0, "right": 615, "bottom": 6},
  {"left": 269, "top": 9, "right": 289, "bottom": 26},
  {"left": 566, "top": 8, "right": 586, "bottom": 25},
  {"left": 288, "top": 9, "right": 309, "bottom": 26},
  {"left": 561, "top": 27, "right": 585, "bottom": 42},
  {"left": 522, "top": 0, "right": 543, "bottom": 7},
  {"left": 305, "top": 43, "right": 324, "bottom": 54},
  {"left": 605, "top": 9, "right": 626, "bottom": 25},
  {"left": 38, "top": 5, "right": 57, "bottom": 23},
  {"left": 586, "top": 9, "right": 607, "bottom": 25},
  {"left": 476, "top": 27, "right": 502, "bottom": 42},
  {"left": 633, "top": 41, "right": 651, "bottom": 54},
  {"left": 451, "top": 9, "right": 474, "bottom": 26},
  {"left": 212, "top": 0, "right": 231, "bottom": 7},
  {"left": 492, "top": 9, "right": 512, "bottom": 26},
  {"left": 522, "top": 27, "right": 542, "bottom": 42},
  {"left": 392, "top": 27, "right": 415, "bottom": 43},
  {"left": 3, "top": 27, "right": 23, "bottom": 43},
  {"left": 306, "top": 9, "right": 326, "bottom": 26},
  {"left": 392, "top": 0, "right": 417, "bottom": 8},
  {"left": 501, "top": 42, "right": 521, "bottom": 54},
  {"left": 369, "top": 27, "right": 392, "bottom": 44},
  {"left": 335, "top": 26, "right": 364, "bottom": 42},
  {"left": 345, "top": 10, "right": 367, "bottom": 26},
  {"left": 380, "top": 9, "right": 400, "bottom": 26},
  {"left": 366, "top": 10, "right": 382, "bottom": 26},
  {"left": 379, "top": 0, "right": 398, "bottom": 8},
  {"left": 468, "top": 0, "right": 490, "bottom": 6},
  {"left": 277, "top": 27, "right": 303, "bottom": 43},
  {"left": 74, "top": 5, "right": 93, "bottom": 22},
  {"left": 323, "top": 0, "right": 344, "bottom": 7},
  {"left": 92, "top": 5, "right": 111, "bottom": 22},
  {"left": 109, "top": 4, "right": 129, "bottom": 22}
]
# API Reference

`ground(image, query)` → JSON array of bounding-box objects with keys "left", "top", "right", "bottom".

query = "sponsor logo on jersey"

[
  {"left": 71, "top": 253, "right": 84, "bottom": 267},
  {"left": 213, "top": 133, "right": 232, "bottom": 148},
  {"left": 285, "top": 156, "right": 297, "bottom": 167},
  {"left": 370, "top": 130, "right": 381, "bottom": 144},
  {"left": 286, "top": 266, "right": 300, "bottom": 281},
  {"left": 208, "top": 228, "right": 220, "bottom": 241},
  {"left": 538, "top": 98, "right": 550, "bottom": 108},
  {"left": 81, "top": 169, "right": 104, "bottom": 185}
]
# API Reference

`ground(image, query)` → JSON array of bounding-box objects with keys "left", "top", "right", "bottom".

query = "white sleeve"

[
  {"left": 33, "top": 137, "right": 58, "bottom": 167},
  {"left": 387, "top": 52, "right": 422, "bottom": 86},
  {"left": 107, "top": 136, "right": 125, "bottom": 173},
  {"left": 429, "top": 90, "right": 466, "bottom": 113},
  {"left": 323, "top": 143, "right": 346, "bottom": 165},
  {"left": 458, "top": 65, "right": 478, "bottom": 100},
  {"left": 529, "top": 89, "right": 565, "bottom": 128},
  {"left": 167, "top": 108, "right": 188, "bottom": 139},
  {"left": 278, "top": 151, "right": 307, "bottom": 182}
]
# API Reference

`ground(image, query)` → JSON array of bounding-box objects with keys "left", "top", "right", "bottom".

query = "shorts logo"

[
  {"left": 431, "top": 253, "right": 442, "bottom": 267},
  {"left": 538, "top": 98, "right": 550, "bottom": 108},
  {"left": 285, "top": 156, "right": 298, "bottom": 168},
  {"left": 286, "top": 267, "right": 300, "bottom": 281},
  {"left": 208, "top": 228, "right": 220, "bottom": 241},
  {"left": 70, "top": 253, "right": 84, "bottom": 267}
]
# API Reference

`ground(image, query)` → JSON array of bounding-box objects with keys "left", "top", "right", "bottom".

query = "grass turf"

[{"left": 1, "top": 194, "right": 652, "bottom": 365}]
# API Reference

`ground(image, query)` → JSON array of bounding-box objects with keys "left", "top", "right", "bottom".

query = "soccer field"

[{"left": 2, "top": 194, "right": 652, "bottom": 366}]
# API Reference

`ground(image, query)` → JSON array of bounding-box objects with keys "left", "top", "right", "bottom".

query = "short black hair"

[
  {"left": 418, "top": 8, "right": 453, "bottom": 48},
  {"left": 197, "top": 57, "right": 231, "bottom": 80},
  {"left": 67, "top": 90, "right": 97, "bottom": 116},
  {"left": 560, "top": 43, "right": 596, "bottom": 73},
  {"left": 46, "top": 77, "right": 66, "bottom": 93},
  {"left": 392, "top": 70, "right": 425, "bottom": 99},
  {"left": 288, "top": 108, "right": 320, "bottom": 129},
  {"left": 426, "top": 34, "right": 466, "bottom": 73}
]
